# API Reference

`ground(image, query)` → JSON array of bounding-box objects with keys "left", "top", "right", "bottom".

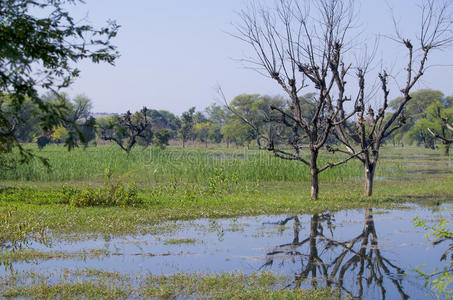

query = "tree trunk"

[
  {"left": 310, "top": 150, "right": 319, "bottom": 200},
  {"left": 311, "top": 169, "right": 319, "bottom": 200},
  {"left": 364, "top": 163, "right": 376, "bottom": 197}
]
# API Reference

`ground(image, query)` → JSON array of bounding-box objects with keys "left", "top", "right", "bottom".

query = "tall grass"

[{"left": 0, "top": 144, "right": 403, "bottom": 184}]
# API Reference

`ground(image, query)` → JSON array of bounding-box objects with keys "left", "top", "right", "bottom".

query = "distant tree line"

[{"left": 6, "top": 89, "right": 452, "bottom": 156}]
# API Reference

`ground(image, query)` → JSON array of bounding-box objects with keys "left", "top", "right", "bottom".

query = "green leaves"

[{"left": 0, "top": 0, "right": 119, "bottom": 163}]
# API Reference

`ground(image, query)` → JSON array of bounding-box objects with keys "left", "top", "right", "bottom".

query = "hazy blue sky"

[{"left": 65, "top": 1, "right": 453, "bottom": 115}]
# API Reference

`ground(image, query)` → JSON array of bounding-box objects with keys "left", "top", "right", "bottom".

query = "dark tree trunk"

[
  {"left": 310, "top": 150, "right": 319, "bottom": 200},
  {"left": 365, "top": 163, "right": 376, "bottom": 197}
]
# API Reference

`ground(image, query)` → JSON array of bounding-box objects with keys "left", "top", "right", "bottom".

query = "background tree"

[
  {"left": 208, "top": 124, "right": 223, "bottom": 144},
  {"left": 0, "top": 0, "right": 119, "bottom": 163},
  {"left": 153, "top": 129, "right": 171, "bottom": 149},
  {"left": 0, "top": 97, "right": 41, "bottom": 143},
  {"left": 194, "top": 122, "right": 211, "bottom": 147},
  {"left": 100, "top": 107, "right": 151, "bottom": 154},
  {"left": 390, "top": 90, "right": 445, "bottom": 146},
  {"left": 44, "top": 93, "right": 96, "bottom": 146},
  {"left": 147, "top": 109, "right": 179, "bottom": 139},
  {"left": 426, "top": 102, "right": 453, "bottom": 155},
  {"left": 224, "top": 94, "right": 288, "bottom": 149},
  {"left": 178, "top": 107, "right": 195, "bottom": 147}
]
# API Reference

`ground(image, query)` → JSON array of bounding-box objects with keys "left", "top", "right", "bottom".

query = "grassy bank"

[{"left": 0, "top": 175, "right": 451, "bottom": 248}]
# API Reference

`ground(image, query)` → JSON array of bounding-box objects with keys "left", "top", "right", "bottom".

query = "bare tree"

[
  {"left": 332, "top": 0, "right": 453, "bottom": 196},
  {"left": 100, "top": 107, "right": 151, "bottom": 154},
  {"left": 234, "top": 0, "right": 363, "bottom": 199}
]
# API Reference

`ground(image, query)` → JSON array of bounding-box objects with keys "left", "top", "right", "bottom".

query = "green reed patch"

[{"left": 0, "top": 144, "right": 404, "bottom": 185}]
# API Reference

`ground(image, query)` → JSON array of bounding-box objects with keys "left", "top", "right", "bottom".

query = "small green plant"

[
  {"left": 64, "top": 181, "right": 141, "bottom": 207},
  {"left": 413, "top": 216, "right": 453, "bottom": 299}
]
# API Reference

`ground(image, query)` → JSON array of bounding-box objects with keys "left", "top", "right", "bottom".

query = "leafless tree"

[
  {"left": 332, "top": 0, "right": 453, "bottom": 196},
  {"left": 234, "top": 0, "right": 363, "bottom": 199},
  {"left": 100, "top": 107, "right": 151, "bottom": 153}
]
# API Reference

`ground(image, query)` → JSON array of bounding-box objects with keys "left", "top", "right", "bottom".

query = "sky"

[{"left": 63, "top": 1, "right": 453, "bottom": 115}]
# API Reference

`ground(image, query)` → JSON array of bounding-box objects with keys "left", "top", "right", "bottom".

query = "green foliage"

[
  {"left": 62, "top": 181, "right": 142, "bottom": 208},
  {"left": 153, "top": 129, "right": 171, "bottom": 148},
  {"left": 193, "top": 122, "right": 211, "bottom": 146},
  {"left": 390, "top": 90, "right": 450, "bottom": 146},
  {"left": 72, "top": 183, "right": 139, "bottom": 208},
  {"left": 414, "top": 217, "right": 453, "bottom": 299},
  {"left": 404, "top": 100, "right": 453, "bottom": 152},
  {"left": 0, "top": 0, "right": 119, "bottom": 161},
  {"left": 405, "top": 118, "right": 436, "bottom": 148},
  {"left": 178, "top": 107, "right": 195, "bottom": 146},
  {"left": 51, "top": 126, "right": 69, "bottom": 144}
]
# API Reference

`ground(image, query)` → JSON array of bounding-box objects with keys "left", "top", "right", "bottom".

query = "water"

[{"left": 1, "top": 203, "right": 452, "bottom": 299}]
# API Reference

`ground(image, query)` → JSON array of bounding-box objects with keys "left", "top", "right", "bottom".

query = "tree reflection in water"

[{"left": 261, "top": 209, "right": 409, "bottom": 299}]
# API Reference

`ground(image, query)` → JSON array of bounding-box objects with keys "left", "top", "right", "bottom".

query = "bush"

[{"left": 63, "top": 181, "right": 142, "bottom": 207}]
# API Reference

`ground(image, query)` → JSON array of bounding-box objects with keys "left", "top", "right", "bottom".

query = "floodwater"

[{"left": 1, "top": 202, "right": 452, "bottom": 299}]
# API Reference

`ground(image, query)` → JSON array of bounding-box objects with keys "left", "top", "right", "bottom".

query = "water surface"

[{"left": 1, "top": 202, "right": 451, "bottom": 299}]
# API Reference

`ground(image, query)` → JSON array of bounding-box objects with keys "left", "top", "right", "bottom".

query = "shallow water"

[{"left": 2, "top": 202, "right": 452, "bottom": 299}]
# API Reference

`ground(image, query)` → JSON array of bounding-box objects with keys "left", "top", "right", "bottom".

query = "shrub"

[{"left": 63, "top": 181, "right": 141, "bottom": 207}]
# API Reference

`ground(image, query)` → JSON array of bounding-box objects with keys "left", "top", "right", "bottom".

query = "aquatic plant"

[{"left": 414, "top": 216, "right": 453, "bottom": 299}]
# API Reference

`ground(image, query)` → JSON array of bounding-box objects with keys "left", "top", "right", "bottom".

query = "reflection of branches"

[{"left": 262, "top": 209, "right": 408, "bottom": 299}]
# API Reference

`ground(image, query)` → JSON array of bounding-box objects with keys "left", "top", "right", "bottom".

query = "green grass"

[
  {"left": 0, "top": 249, "right": 110, "bottom": 263},
  {"left": 0, "top": 270, "right": 340, "bottom": 299},
  {"left": 164, "top": 238, "right": 197, "bottom": 245},
  {"left": 0, "top": 175, "right": 451, "bottom": 248},
  {"left": 0, "top": 144, "right": 408, "bottom": 185}
]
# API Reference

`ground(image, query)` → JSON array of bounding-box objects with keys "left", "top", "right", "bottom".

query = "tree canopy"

[{"left": 0, "top": 0, "right": 119, "bottom": 162}]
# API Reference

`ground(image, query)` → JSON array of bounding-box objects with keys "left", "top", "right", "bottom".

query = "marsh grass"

[
  {"left": 0, "top": 248, "right": 110, "bottom": 263},
  {"left": 164, "top": 238, "right": 197, "bottom": 245},
  {"left": 0, "top": 270, "right": 340, "bottom": 299},
  {"left": 0, "top": 175, "right": 451, "bottom": 248},
  {"left": 0, "top": 144, "right": 406, "bottom": 185}
]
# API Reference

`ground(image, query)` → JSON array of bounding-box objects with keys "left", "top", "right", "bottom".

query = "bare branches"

[
  {"left": 234, "top": 0, "right": 364, "bottom": 199},
  {"left": 100, "top": 107, "right": 151, "bottom": 154},
  {"left": 427, "top": 128, "right": 453, "bottom": 144},
  {"left": 330, "top": 0, "right": 453, "bottom": 196}
]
